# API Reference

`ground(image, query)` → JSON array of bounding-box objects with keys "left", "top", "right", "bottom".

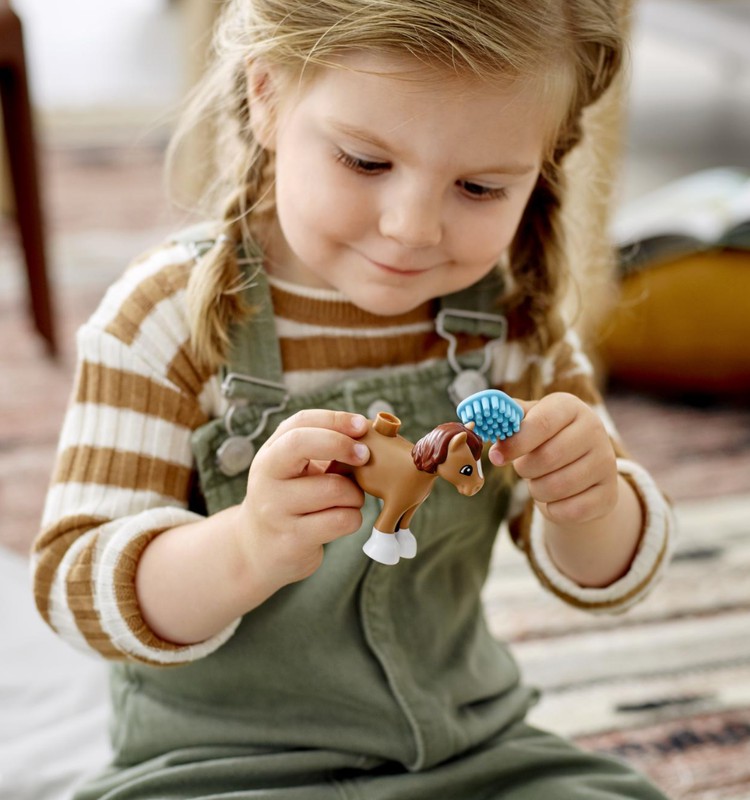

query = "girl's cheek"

[{"left": 461, "top": 219, "right": 514, "bottom": 264}]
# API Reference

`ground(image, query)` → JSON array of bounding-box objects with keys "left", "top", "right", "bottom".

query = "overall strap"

[
  {"left": 435, "top": 270, "right": 508, "bottom": 340},
  {"left": 222, "top": 250, "right": 286, "bottom": 402},
  {"left": 170, "top": 225, "right": 285, "bottom": 402},
  {"left": 438, "top": 268, "right": 508, "bottom": 340}
]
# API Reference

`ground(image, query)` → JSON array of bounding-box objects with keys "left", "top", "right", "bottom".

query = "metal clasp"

[
  {"left": 435, "top": 309, "right": 507, "bottom": 405},
  {"left": 216, "top": 374, "right": 290, "bottom": 476}
]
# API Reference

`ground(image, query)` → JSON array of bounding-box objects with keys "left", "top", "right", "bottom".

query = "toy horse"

[{"left": 353, "top": 412, "right": 485, "bottom": 565}]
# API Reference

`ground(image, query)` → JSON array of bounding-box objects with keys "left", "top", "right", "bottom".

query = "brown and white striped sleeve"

[
  {"left": 501, "top": 329, "right": 676, "bottom": 614},
  {"left": 31, "top": 243, "right": 241, "bottom": 665}
]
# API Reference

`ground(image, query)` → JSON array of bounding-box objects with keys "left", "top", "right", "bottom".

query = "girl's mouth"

[{"left": 369, "top": 258, "right": 432, "bottom": 276}]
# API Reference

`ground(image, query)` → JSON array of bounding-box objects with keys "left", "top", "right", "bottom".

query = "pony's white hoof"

[
  {"left": 363, "top": 529, "right": 400, "bottom": 565},
  {"left": 395, "top": 528, "right": 417, "bottom": 559}
]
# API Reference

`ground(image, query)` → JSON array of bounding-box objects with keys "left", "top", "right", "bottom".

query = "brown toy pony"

[{"left": 353, "top": 412, "right": 485, "bottom": 565}]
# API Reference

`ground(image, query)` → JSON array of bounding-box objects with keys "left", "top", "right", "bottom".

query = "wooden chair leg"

[{"left": 0, "top": 8, "right": 56, "bottom": 355}]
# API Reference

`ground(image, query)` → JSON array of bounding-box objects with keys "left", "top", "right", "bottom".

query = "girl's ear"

[{"left": 246, "top": 60, "right": 281, "bottom": 150}]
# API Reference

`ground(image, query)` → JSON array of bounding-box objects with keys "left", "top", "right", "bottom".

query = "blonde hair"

[{"left": 169, "top": 0, "right": 623, "bottom": 371}]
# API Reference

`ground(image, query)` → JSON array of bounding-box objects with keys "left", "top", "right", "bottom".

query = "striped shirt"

[{"left": 31, "top": 240, "right": 675, "bottom": 665}]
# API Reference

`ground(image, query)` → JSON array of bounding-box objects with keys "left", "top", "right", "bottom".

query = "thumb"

[
  {"left": 513, "top": 397, "right": 537, "bottom": 416},
  {"left": 487, "top": 396, "right": 535, "bottom": 466}
]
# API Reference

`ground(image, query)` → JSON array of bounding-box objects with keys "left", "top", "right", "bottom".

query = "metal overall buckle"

[
  {"left": 215, "top": 373, "right": 290, "bottom": 476},
  {"left": 435, "top": 308, "right": 508, "bottom": 406}
]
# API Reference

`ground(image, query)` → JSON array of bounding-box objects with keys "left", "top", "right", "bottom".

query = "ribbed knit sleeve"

[
  {"left": 31, "top": 244, "right": 239, "bottom": 665},
  {"left": 502, "top": 330, "right": 676, "bottom": 614},
  {"left": 523, "top": 459, "right": 675, "bottom": 613}
]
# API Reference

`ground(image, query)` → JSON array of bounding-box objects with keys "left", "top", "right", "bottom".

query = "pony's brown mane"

[{"left": 411, "top": 423, "right": 483, "bottom": 474}]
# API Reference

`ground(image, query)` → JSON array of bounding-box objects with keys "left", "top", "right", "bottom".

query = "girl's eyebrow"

[
  {"left": 327, "top": 120, "right": 393, "bottom": 152},
  {"left": 327, "top": 119, "right": 537, "bottom": 177},
  {"left": 467, "top": 161, "right": 537, "bottom": 177}
]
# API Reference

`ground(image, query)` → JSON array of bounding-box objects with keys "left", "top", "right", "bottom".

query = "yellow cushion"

[{"left": 597, "top": 249, "right": 750, "bottom": 394}]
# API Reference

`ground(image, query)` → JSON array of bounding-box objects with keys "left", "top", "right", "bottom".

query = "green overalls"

[{"left": 76, "top": 241, "right": 668, "bottom": 800}]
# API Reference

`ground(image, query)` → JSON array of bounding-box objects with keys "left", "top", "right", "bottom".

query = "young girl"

[{"left": 33, "top": 1, "right": 675, "bottom": 797}]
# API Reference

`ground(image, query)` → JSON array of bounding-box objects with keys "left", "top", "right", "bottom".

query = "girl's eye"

[
  {"left": 458, "top": 180, "right": 508, "bottom": 201},
  {"left": 336, "top": 150, "right": 390, "bottom": 175}
]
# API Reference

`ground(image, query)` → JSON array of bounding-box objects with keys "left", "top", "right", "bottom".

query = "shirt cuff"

[
  {"left": 526, "top": 458, "right": 676, "bottom": 613},
  {"left": 95, "top": 507, "right": 242, "bottom": 665}
]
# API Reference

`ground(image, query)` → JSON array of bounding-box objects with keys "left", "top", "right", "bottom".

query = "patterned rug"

[{"left": 485, "top": 495, "right": 750, "bottom": 799}]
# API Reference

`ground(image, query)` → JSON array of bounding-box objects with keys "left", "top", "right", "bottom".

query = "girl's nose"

[{"left": 379, "top": 184, "right": 443, "bottom": 248}]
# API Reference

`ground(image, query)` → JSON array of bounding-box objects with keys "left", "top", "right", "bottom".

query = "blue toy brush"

[{"left": 456, "top": 389, "right": 524, "bottom": 442}]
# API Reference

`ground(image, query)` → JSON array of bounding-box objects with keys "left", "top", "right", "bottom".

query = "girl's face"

[{"left": 253, "top": 53, "right": 555, "bottom": 316}]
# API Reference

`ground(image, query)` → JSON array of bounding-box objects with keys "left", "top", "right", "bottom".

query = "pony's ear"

[
  {"left": 448, "top": 431, "right": 468, "bottom": 452},
  {"left": 464, "top": 421, "right": 476, "bottom": 432}
]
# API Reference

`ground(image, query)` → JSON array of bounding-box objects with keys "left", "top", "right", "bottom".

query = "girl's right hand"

[{"left": 235, "top": 410, "right": 370, "bottom": 592}]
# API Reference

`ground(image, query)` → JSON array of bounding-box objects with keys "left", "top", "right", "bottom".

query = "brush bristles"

[{"left": 457, "top": 390, "right": 524, "bottom": 442}]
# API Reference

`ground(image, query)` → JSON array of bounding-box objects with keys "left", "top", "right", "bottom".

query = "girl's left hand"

[{"left": 488, "top": 392, "right": 619, "bottom": 527}]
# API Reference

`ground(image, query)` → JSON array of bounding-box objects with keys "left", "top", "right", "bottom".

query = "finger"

[
  {"left": 271, "top": 473, "right": 365, "bottom": 517},
  {"left": 290, "top": 506, "right": 365, "bottom": 543},
  {"left": 269, "top": 409, "right": 369, "bottom": 443},
  {"left": 300, "top": 473, "right": 366, "bottom": 513},
  {"left": 526, "top": 450, "right": 601, "bottom": 505},
  {"left": 265, "top": 426, "right": 370, "bottom": 479},
  {"left": 489, "top": 394, "right": 579, "bottom": 465},
  {"left": 543, "top": 481, "right": 618, "bottom": 526},
  {"left": 512, "top": 422, "right": 590, "bottom": 480}
]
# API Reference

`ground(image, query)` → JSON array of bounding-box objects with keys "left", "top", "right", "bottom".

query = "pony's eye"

[{"left": 460, "top": 465, "right": 473, "bottom": 476}]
